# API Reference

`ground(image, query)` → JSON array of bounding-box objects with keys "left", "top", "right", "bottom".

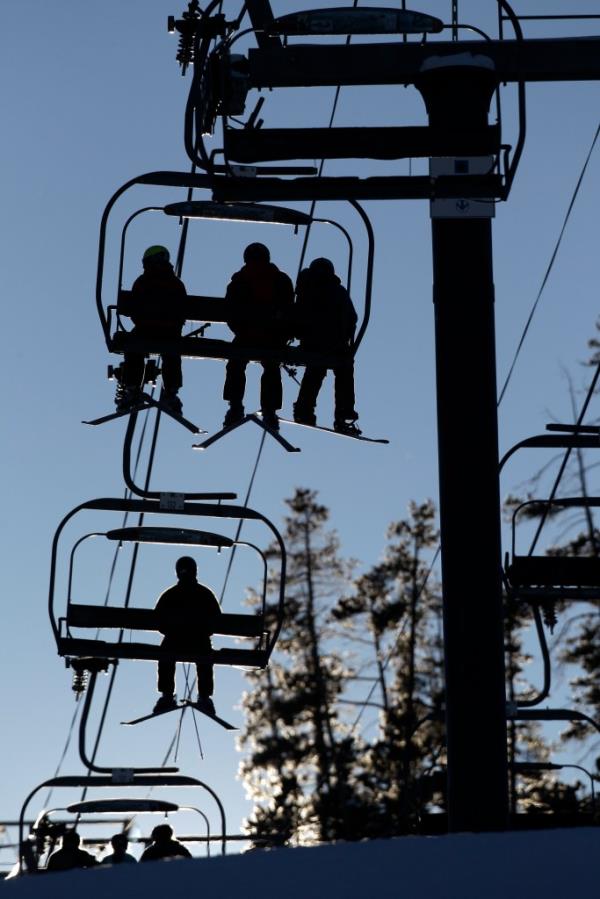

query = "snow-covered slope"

[{"left": 7, "top": 828, "right": 598, "bottom": 899}]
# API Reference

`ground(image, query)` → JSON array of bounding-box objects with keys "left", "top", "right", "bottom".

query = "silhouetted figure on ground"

[
  {"left": 293, "top": 258, "right": 360, "bottom": 435},
  {"left": 153, "top": 556, "right": 222, "bottom": 715},
  {"left": 46, "top": 830, "right": 98, "bottom": 872},
  {"left": 116, "top": 245, "right": 187, "bottom": 415},
  {"left": 140, "top": 824, "right": 192, "bottom": 862},
  {"left": 223, "top": 242, "right": 294, "bottom": 431},
  {"left": 101, "top": 833, "right": 137, "bottom": 865}
]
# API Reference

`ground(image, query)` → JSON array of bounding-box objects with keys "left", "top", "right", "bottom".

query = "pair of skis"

[{"left": 122, "top": 700, "right": 236, "bottom": 730}]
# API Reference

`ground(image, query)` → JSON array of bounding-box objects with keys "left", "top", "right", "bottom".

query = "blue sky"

[{"left": 2, "top": 0, "right": 600, "bottom": 862}]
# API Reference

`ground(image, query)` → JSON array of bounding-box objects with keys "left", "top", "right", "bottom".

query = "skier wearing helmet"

[{"left": 116, "top": 245, "right": 187, "bottom": 414}]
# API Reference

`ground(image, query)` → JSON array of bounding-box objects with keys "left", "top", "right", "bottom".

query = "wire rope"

[{"left": 498, "top": 120, "right": 600, "bottom": 406}]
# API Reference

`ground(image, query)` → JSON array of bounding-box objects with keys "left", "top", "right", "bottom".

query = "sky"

[{"left": 2, "top": 0, "right": 600, "bottom": 866}]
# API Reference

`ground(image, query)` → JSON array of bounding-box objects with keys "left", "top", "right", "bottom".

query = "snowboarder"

[
  {"left": 140, "top": 825, "right": 191, "bottom": 862},
  {"left": 153, "top": 556, "right": 222, "bottom": 715},
  {"left": 116, "top": 245, "right": 187, "bottom": 414},
  {"left": 101, "top": 833, "right": 137, "bottom": 865},
  {"left": 222, "top": 242, "right": 294, "bottom": 431},
  {"left": 293, "top": 258, "right": 360, "bottom": 435},
  {"left": 46, "top": 831, "right": 98, "bottom": 872}
]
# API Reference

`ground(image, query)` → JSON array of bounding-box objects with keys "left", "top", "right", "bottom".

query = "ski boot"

[
  {"left": 153, "top": 693, "right": 178, "bottom": 714},
  {"left": 115, "top": 384, "right": 143, "bottom": 413},
  {"left": 161, "top": 389, "right": 183, "bottom": 415},
  {"left": 195, "top": 696, "right": 216, "bottom": 716},
  {"left": 223, "top": 403, "right": 245, "bottom": 428},
  {"left": 293, "top": 403, "right": 317, "bottom": 427},
  {"left": 261, "top": 408, "right": 279, "bottom": 431}
]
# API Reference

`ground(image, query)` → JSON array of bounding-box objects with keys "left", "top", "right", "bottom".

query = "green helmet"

[{"left": 143, "top": 245, "right": 170, "bottom": 263}]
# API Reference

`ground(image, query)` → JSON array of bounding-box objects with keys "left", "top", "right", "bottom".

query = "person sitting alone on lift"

[
  {"left": 153, "top": 555, "right": 222, "bottom": 715},
  {"left": 222, "top": 242, "right": 294, "bottom": 431},
  {"left": 116, "top": 245, "right": 187, "bottom": 415},
  {"left": 46, "top": 830, "right": 98, "bottom": 872},
  {"left": 140, "top": 824, "right": 191, "bottom": 862},
  {"left": 293, "top": 258, "right": 361, "bottom": 436}
]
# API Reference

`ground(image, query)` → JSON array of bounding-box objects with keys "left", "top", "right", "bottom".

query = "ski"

[
  {"left": 83, "top": 394, "right": 204, "bottom": 435},
  {"left": 278, "top": 418, "right": 389, "bottom": 444},
  {"left": 182, "top": 701, "right": 237, "bottom": 730},
  {"left": 121, "top": 704, "right": 184, "bottom": 725},
  {"left": 121, "top": 701, "right": 237, "bottom": 730},
  {"left": 193, "top": 413, "right": 300, "bottom": 453}
]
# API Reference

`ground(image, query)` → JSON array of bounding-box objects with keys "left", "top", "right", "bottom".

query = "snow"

[{"left": 7, "top": 828, "right": 599, "bottom": 899}]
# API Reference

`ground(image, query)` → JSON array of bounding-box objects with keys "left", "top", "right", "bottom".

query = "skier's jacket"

[
  {"left": 140, "top": 839, "right": 192, "bottom": 862},
  {"left": 225, "top": 259, "right": 294, "bottom": 344},
  {"left": 293, "top": 268, "right": 357, "bottom": 352},
  {"left": 154, "top": 579, "right": 222, "bottom": 645},
  {"left": 129, "top": 261, "right": 187, "bottom": 335}
]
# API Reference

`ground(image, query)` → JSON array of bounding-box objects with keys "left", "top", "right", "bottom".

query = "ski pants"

[
  {"left": 157, "top": 635, "right": 214, "bottom": 698},
  {"left": 123, "top": 326, "right": 182, "bottom": 392},
  {"left": 123, "top": 353, "right": 182, "bottom": 393},
  {"left": 296, "top": 356, "right": 356, "bottom": 419},
  {"left": 223, "top": 337, "right": 284, "bottom": 411}
]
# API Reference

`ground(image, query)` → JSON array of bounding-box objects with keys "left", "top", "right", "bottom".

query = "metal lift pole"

[{"left": 417, "top": 61, "right": 509, "bottom": 832}]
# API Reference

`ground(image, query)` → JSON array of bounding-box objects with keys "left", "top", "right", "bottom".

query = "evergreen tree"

[
  {"left": 238, "top": 488, "right": 364, "bottom": 845},
  {"left": 332, "top": 500, "right": 446, "bottom": 834}
]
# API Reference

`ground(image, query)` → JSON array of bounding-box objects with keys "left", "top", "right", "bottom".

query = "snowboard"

[{"left": 278, "top": 418, "right": 389, "bottom": 444}]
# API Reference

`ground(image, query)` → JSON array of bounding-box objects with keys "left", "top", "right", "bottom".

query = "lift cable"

[
  {"left": 42, "top": 392, "right": 156, "bottom": 805},
  {"left": 78, "top": 156, "right": 198, "bottom": 789},
  {"left": 498, "top": 120, "right": 600, "bottom": 406},
  {"left": 79, "top": 409, "right": 163, "bottom": 803}
]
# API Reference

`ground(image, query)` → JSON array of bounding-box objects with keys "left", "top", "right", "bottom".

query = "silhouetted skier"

[
  {"left": 223, "top": 242, "right": 294, "bottom": 431},
  {"left": 46, "top": 831, "right": 98, "bottom": 872},
  {"left": 140, "top": 824, "right": 191, "bottom": 862},
  {"left": 153, "top": 556, "right": 222, "bottom": 715},
  {"left": 101, "top": 833, "right": 137, "bottom": 865},
  {"left": 117, "top": 245, "right": 187, "bottom": 414},
  {"left": 293, "top": 258, "right": 360, "bottom": 435}
]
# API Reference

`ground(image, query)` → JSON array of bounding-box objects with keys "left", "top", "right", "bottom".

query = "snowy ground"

[{"left": 6, "top": 828, "right": 598, "bottom": 899}]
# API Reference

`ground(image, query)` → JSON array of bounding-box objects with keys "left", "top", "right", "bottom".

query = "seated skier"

[
  {"left": 46, "top": 831, "right": 98, "bottom": 872},
  {"left": 222, "top": 242, "right": 294, "bottom": 431},
  {"left": 153, "top": 556, "right": 222, "bottom": 715},
  {"left": 293, "top": 258, "right": 360, "bottom": 435},
  {"left": 116, "top": 245, "right": 187, "bottom": 414},
  {"left": 101, "top": 833, "right": 137, "bottom": 865},
  {"left": 140, "top": 825, "right": 191, "bottom": 862}
]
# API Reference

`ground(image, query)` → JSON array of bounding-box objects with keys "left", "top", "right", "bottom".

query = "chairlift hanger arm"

[{"left": 122, "top": 408, "right": 239, "bottom": 501}]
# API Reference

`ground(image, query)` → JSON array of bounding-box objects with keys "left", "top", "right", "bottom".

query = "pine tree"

[
  {"left": 238, "top": 488, "right": 364, "bottom": 845},
  {"left": 332, "top": 500, "right": 446, "bottom": 834}
]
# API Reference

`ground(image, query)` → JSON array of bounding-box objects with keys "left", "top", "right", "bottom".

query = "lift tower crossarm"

[{"left": 245, "top": 36, "right": 600, "bottom": 88}]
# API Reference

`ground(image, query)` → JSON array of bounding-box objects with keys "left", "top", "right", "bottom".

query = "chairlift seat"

[
  {"left": 112, "top": 293, "right": 348, "bottom": 368},
  {"left": 507, "top": 555, "right": 600, "bottom": 588},
  {"left": 59, "top": 604, "right": 267, "bottom": 668},
  {"left": 224, "top": 124, "right": 501, "bottom": 163}
]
